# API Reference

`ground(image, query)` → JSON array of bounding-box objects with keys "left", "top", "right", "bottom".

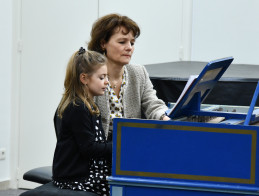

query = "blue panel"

[
  {"left": 111, "top": 118, "right": 259, "bottom": 196},
  {"left": 119, "top": 126, "right": 252, "bottom": 179}
]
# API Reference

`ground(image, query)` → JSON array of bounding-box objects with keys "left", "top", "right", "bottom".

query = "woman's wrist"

[
  {"left": 160, "top": 114, "right": 166, "bottom": 120},
  {"left": 159, "top": 114, "right": 166, "bottom": 120},
  {"left": 160, "top": 113, "right": 170, "bottom": 120}
]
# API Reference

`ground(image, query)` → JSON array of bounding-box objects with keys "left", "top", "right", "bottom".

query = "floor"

[{"left": 0, "top": 189, "right": 27, "bottom": 196}]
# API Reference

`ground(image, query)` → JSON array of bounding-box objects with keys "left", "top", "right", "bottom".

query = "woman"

[
  {"left": 52, "top": 48, "right": 111, "bottom": 196},
  {"left": 88, "top": 13, "right": 170, "bottom": 141}
]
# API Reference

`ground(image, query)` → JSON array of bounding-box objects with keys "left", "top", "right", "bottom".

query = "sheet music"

[{"left": 167, "top": 75, "right": 198, "bottom": 116}]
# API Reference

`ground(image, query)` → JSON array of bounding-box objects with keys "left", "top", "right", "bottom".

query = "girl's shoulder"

[{"left": 65, "top": 99, "right": 91, "bottom": 116}]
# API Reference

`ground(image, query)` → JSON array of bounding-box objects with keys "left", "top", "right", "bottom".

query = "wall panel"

[
  {"left": 192, "top": 0, "right": 259, "bottom": 65},
  {"left": 18, "top": 0, "right": 98, "bottom": 188}
]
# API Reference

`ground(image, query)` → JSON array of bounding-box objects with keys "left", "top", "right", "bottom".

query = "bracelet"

[{"left": 160, "top": 114, "right": 167, "bottom": 120}]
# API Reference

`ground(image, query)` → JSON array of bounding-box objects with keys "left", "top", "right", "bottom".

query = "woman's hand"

[
  {"left": 162, "top": 115, "right": 171, "bottom": 121},
  {"left": 160, "top": 114, "right": 171, "bottom": 121}
]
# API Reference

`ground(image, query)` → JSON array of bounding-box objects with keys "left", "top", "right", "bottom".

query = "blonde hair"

[{"left": 58, "top": 49, "right": 106, "bottom": 118}]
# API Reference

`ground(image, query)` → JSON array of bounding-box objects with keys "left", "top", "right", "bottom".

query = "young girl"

[{"left": 52, "top": 47, "right": 111, "bottom": 196}]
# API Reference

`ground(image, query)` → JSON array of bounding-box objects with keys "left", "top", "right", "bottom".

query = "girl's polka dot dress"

[{"left": 53, "top": 119, "right": 111, "bottom": 196}]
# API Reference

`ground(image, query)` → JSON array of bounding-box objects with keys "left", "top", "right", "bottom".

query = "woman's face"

[{"left": 103, "top": 26, "right": 135, "bottom": 66}]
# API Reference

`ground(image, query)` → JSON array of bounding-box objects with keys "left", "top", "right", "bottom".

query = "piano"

[
  {"left": 144, "top": 60, "right": 259, "bottom": 107},
  {"left": 108, "top": 57, "right": 259, "bottom": 196}
]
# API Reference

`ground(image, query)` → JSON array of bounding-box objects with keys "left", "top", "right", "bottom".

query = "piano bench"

[{"left": 23, "top": 166, "right": 52, "bottom": 184}]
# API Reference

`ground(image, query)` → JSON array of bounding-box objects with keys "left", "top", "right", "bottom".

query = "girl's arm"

[{"left": 64, "top": 102, "right": 112, "bottom": 161}]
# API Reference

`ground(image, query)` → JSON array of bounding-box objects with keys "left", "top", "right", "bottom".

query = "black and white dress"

[{"left": 53, "top": 118, "right": 111, "bottom": 196}]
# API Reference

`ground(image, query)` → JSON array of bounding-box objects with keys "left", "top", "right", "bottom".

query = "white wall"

[
  {"left": 0, "top": 0, "right": 12, "bottom": 183},
  {"left": 192, "top": 0, "right": 259, "bottom": 65},
  {"left": 17, "top": 0, "right": 99, "bottom": 188}
]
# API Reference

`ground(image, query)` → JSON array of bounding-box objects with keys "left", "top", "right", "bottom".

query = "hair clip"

[{"left": 78, "top": 47, "right": 86, "bottom": 55}]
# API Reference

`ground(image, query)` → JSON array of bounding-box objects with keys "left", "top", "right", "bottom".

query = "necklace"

[
  {"left": 111, "top": 82, "right": 118, "bottom": 89},
  {"left": 109, "top": 79, "right": 120, "bottom": 89}
]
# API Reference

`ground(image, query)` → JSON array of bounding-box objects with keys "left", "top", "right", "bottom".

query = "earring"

[{"left": 102, "top": 48, "right": 106, "bottom": 56}]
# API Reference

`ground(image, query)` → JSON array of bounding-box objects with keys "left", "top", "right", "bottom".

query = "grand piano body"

[{"left": 108, "top": 57, "right": 259, "bottom": 196}]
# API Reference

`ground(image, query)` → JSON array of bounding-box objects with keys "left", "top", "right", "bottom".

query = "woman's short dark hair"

[{"left": 88, "top": 13, "right": 140, "bottom": 53}]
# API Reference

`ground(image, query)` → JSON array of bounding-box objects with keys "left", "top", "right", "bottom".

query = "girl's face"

[
  {"left": 84, "top": 65, "right": 108, "bottom": 98},
  {"left": 103, "top": 26, "right": 135, "bottom": 66}
]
